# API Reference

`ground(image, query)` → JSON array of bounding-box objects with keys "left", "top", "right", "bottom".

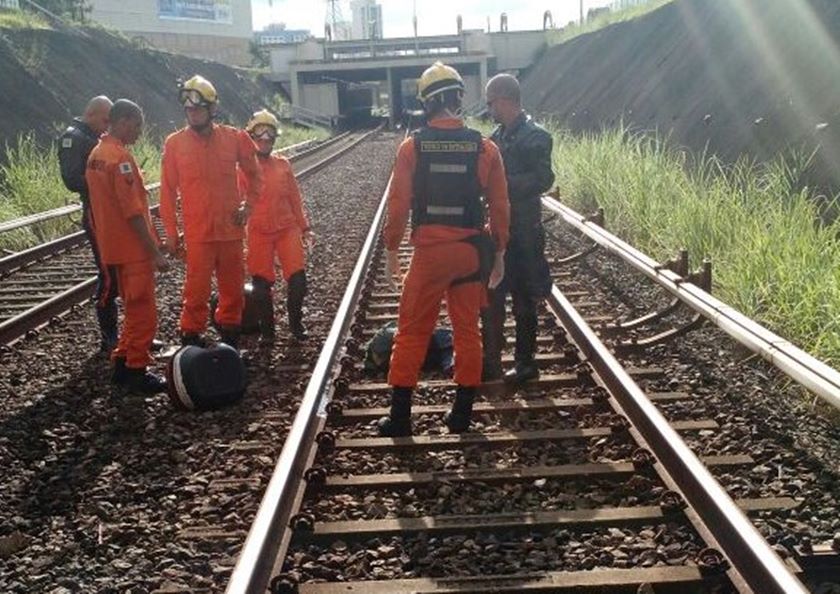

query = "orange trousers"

[
  {"left": 112, "top": 259, "right": 156, "bottom": 369},
  {"left": 181, "top": 240, "right": 244, "bottom": 333},
  {"left": 247, "top": 227, "right": 305, "bottom": 283},
  {"left": 388, "top": 241, "right": 483, "bottom": 388}
]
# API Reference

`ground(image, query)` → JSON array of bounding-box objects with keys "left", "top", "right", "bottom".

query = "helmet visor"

[{"left": 179, "top": 88, "right": 210, "bottom": 107}]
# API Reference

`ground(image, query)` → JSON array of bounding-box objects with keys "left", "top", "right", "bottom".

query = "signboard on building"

[{"left": 158, "top": 0, "right": 232, "bottom": 24}]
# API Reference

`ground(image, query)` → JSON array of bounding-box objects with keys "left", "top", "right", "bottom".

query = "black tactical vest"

[{"left": 411, "top": 127, "right": 484, "bottom": 230}]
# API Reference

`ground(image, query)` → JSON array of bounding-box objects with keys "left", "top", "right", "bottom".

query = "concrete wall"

[
  {"left": 88, "top": 0, "right": 253, "bottom": 65},
  {"left": 301, "top": 83, "right": 339, "bottom": 116},
  {"left": 489, "top": 30, "right": 548, "bottom": 72}
]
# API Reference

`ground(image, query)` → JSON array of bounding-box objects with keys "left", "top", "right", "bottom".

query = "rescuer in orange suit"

[
  {"left": 159, "top": 75, "right": 263, "bottom": 349},
  {"left": 378, "top": 62, "right": 510, "bottom": 437},
  {"left": 85, "top": 99, "right": 169, "bottom": 393},
  {"left": 240, "top": 109, "right": 315, "bottom": 342}
]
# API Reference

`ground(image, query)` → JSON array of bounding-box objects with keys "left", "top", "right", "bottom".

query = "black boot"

[
  {"left": 111, "top": 356, "right": 128, "bottom": 385},
  {"left": 287, "top": 271, "right": 308, "bottom": 341},
  {"left": 503, "top": 361, "right": 540, "bottom": 385},
  {"left": 252, "top": 276, "right": 275, "bottom": 342},
  {"left": 377, "top": 387, "right": 412, "bottom": 437},
  {"left": 123, "top": 367, "right": 167, "bottom": 394},
  {"left": 181, "top": 333, "right": 207, "bottom": 348},
  {"left": 219, "top": 326, "right": 241, "bottom": 350},
  {"left": 444, "top": 386, "right": 476, "bottom": 433}
]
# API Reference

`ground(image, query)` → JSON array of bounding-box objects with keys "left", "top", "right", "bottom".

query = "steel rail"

[
  {"left": 0, "top": 130, "right": 377, "bottom": 347},
  {"left": 226, "top": 164, "right": 393, "bottom": 594},
  {"left": 546, "top": 285, "right": 808, "bottom": 594},
  {"left": 0, "top": 137, "right": 320, "bottom": 235},
  {"left": 542, "top": 195, "right": 840, "bottom": 412}
]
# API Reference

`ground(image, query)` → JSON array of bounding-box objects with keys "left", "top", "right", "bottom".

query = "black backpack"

[
  {"left": 166, "top": 343, "right": 246, "bottom": 411},
  {"left": 364, "top": 321, "right": 454, "bottom": 375}
]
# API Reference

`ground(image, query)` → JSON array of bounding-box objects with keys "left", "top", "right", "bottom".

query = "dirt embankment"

[
  {"left": 522, "top": 0, "right": 840, "bottom": 189},
  {"left": 0, "top": 25, "right": 274, "bottom": 148}
]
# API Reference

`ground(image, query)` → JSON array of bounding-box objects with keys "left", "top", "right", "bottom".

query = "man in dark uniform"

[
  {"left": 481, "top": 73, "right": 555, "bottom": 384},
  {"left": 58, "top": 95, "right": 119, "bottom": 352}
]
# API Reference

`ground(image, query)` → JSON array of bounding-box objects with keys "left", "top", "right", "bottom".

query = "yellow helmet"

[
  {"left": 246, "top": 109, "right": 281, "bottom": 135},
  {"left": 179, "top": 75, "right": 218, "bottom": 106},
  {"left": 417, "top": 61, "right": 464, "bottom": 103}
]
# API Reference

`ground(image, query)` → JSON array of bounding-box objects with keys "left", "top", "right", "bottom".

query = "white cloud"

[{"left": 252, "top": 0, "right": 613, "bottom": 36}]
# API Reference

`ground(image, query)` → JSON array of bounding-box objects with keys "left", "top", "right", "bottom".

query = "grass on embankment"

[
  {"left": 0, "top": 9, "right": 51, "bottom": 30},
  {"left": 0, "top": 124, "right": 329, "bottom": 251},
  {"left": 549, "top": 0, "right": 673, "bottom": 45},
  {"left": 551, "top": 126, "right": 840, "bottom": 367}
]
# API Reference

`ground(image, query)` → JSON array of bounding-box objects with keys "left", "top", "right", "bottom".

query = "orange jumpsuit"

[
  {"left": 160, "top": 124, "right": 263, "bottom": 334},
  {"left": 85, "top": 135, "right": 158, "bottom": 369},
  {"left": 384, "top": 117, "right": 510, "bottom": 388},
  {"left": 240, "top": 154, "right": 308, "bottom": 283}
]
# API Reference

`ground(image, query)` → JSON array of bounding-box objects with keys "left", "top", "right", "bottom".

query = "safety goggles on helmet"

[
  {"left": 249, "top": 125, "right": 277, "bottom": 141},
  {"left": 179, "top": 88, "right": 212, "bottom": 107}
]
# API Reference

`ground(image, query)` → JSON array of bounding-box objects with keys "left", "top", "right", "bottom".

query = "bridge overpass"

[{"left": 266, "top": 29, "right": 548, "bottom": 127}]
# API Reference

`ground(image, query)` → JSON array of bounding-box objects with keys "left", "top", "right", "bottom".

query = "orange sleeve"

[
  {"left": 159, "top": 135, "right": 180, "bottom": 244},
  {"left": 480, "top": 139, "right": 510, "bottom": 251},
  {"left": 382, "top": 138, "right": 416, "bottom": 251},
  {"left": 237, "top": 130, "right": 263, "bottom": 207},
  {"left": 284, "top": 162, "right": 309, "bottom": 231},
  {"left": 112, "top": 156, "right": 145, "bottom": 220}
]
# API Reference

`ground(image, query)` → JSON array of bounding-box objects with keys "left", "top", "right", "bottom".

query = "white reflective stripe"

[
  {"left": 429, "top": 163, "right": 468, "bottom": 174},
  {"left": 426, "top": 205, "right": 465, "bottom": 216},
  {"left": 172, "top": 349, "right": 195, "bottom": 410}
]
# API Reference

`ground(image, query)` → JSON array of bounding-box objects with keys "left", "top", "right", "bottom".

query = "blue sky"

[{"left": 251, "top": 0, "right": 615, "bottom": 36}]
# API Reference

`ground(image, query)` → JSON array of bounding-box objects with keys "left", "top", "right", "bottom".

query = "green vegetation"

[
  {"left": 0, "top": 8, "right": 50, "bottom": 29},
  {"left": 551, "top": 125, "right": 840, "bottom": 366},
  {"left": 0, "top": 133, "right": 161, "bottom": 251},
  {"left": 277, "top": 124, "right": 330, "bottom": 148},
  {"left": 549, "top": 0, "right": 673, "bottom": 45}
]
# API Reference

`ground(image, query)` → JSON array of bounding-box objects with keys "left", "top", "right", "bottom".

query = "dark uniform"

[
  {"left": 482, "top": 112, "right": 555, "bottom": 379},
  {"left": 58, "top": 118, "right": 119, "bottom": 349}
]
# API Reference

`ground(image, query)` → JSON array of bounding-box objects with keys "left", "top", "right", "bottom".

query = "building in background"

[
  {"left": 0, "top": 0, "right": 20, "bottom": 10},
  {"left": 86, "top": 0, "right": 253, "bottom": 66},
  {"left": 350, "top": 0, "right": 382, "bottom": 40},
  {"left": 256, "top": 22, "right": 310, "bottom": 45}
]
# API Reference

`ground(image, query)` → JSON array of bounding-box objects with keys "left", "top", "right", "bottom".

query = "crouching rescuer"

[
  {"left": 241, "top": 109, "right": 314, "bottom": 341},
  {"left": 85, "top": 100, "right": 169, "bottom": 393},
  {"left": 378, "top": 61, "right": 510, "bottom": 437}
]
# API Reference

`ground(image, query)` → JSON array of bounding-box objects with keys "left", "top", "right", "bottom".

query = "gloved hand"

[
  {"left": 488, "top": 250, "right": 505, "bottom": 289},
  {"left": 302, "top": 229, "right": 316, "bottom": 251},
  {"left": 385, "top": 249, "right": 401, "bottom": 291},
  {"left": 233, "top": 202, "right": 251, "bottom": 226}
]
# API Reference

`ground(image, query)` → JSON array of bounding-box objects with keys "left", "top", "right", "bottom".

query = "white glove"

[
  {"left": 385, "top": 249, "right": 401, "bottom": 291},
  {"left": 488, "top": 250, "right": 505, "bottom": 289}
]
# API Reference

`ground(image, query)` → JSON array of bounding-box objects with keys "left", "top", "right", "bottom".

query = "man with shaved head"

[
  {"left": 481, "top": 73, "right": 555, "bottom": 384},
  {"left": 59, "top": 95, "right": 120, "bottom": 353}
]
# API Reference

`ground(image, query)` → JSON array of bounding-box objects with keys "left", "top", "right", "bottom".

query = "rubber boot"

[
  {"left": 287, "top": 270, "right": 308, "bottom": 341},
  {"left": 219, "top": 326, "right": 241, "bottom": 350},
  {"left": 480, "top": 295, "right": 505, "bottom": 382},
  {"left": 444, "top": 386, "right": 477, "bottom": 433},
  {"left": 123, "top": 367, "right": 167, "bottom": 394},
  {"left": 505, "top": 303, "right": 540, "bottom": 384},
  {"left": 111, "top": 356, "right": 128, "bottom": 385},
  {"left": 377, "top": 387, "right": 412, "bottom": 437},
  {"left": 252, "top": 276, "right": 275, "bottom": 342}
]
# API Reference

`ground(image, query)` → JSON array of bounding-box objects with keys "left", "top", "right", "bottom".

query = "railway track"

[
  {"left": 0, "top": 128, "right": 379, "bottom": 346},
  {"left": 223, "top": 180, "right": 840, "bottom": 592}
]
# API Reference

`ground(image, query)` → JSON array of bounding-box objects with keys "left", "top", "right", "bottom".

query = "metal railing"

[{"left": 542, "top": 195, "right": 840, "bottom": 412}]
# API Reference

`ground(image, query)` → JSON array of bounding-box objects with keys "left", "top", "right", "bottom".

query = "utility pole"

[{"left": 580, "top": 0, "right": 584, "bottom": 25}]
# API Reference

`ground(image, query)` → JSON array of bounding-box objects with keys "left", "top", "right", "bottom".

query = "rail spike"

[
  {"left": 696, "top": 547, "right": 731, "bottom": 575},
  {"left": 270, "top": 573, "right": 299, "bottom": 594}
]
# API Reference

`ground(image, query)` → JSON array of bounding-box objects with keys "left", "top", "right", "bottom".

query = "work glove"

[
  {"left": 488, "top": 250, "right": 505, "bottom": 290},
  {"left": 385, "top": 249, "right": 401, "bottom": 291},
  {"left": 302, "top": 229, "right": 316, "bottom": 252},
  {"left": 233, "top": 202, "right": 251, "bottom": 226}
]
